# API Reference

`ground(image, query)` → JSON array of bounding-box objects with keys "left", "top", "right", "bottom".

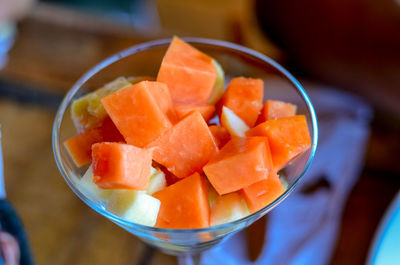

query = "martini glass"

[{"left": 52, "top": 38, "right": 318, "bottom": 265}]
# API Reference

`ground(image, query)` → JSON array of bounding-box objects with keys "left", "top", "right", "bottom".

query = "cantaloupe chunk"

[
  {"left": 71, "top": 77, "right": 132, "bottom": 133},
  {"left": 101, "top": 81, "right": 174, "bottom": 147},
  {"left": 203, "top": 137, "right": 273, "bottom": 195},
  {"left": 153, "top": 173, "right": 210, "bottom": 229},
  {"left": 174, "top": 101, "right": 215, "bottom": 122},
  {"left": 106, "top": 190, "right": 161, "bottom": 226},
  {"left": 220, "top": 106, "right": 250, "bottom": 137},
  {"left": 157, "top": 36, "right": 217, "bottom": 103},
  {"left": 241, "top": 172, "right": 285, "bottom": 213},
  {"left": 64, "top": 117, "right": 124, "bottom": 167},
  {"left": 208, "top": 125, "right": 230, "bottom": 149},
  {"left": 220, "top": 77, "right": 264, "bottom": 127},
  {"left": 210, "top": 192, "right": 249, "bottom": 226},
  {"left": 256, "top": 100, "right": 297, "bottom": 124},
  {"left": 246, "top": 115, "right": 311, "bottom": 170},
  {"left": 146, "top": 111, "right": 218, "bottom": 179},
  {"left": 92, "top": 142, "right": 152, "bottom": 190}
]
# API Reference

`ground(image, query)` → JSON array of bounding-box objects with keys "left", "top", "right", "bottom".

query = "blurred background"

[{"left": 0, "top": 0, "right": 399, "bottom": 264}]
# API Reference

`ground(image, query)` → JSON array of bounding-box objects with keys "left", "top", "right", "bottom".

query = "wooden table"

[{"left": 0, "top": 7, "right": 399, "bottom": 265}]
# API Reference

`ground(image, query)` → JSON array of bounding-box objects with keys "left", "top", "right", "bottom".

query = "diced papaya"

[
  {"left": 153, "top": 173, "right": 210, "bottom": 229},
  {"left": 147, "top": 82, "right": 178, "bottom": 123},
  {"left": 146, "top": 111, "right": 218, "bottom": 179},
  {"left": 157, "top": 36, "right": 217, "bottom": 103},
  {"left": 203, "top": 137, "right": 273, "bottom": 195},
  {"left": 256, "top": 100, "right": 297, "bottom": 124},
  {"left": 92, "top": 142, "right": 152, "bottom": 190},
  {"left": 208, "top": 125, "right": 230, "bottom": 149},
  {"left": 64, "top": 117, "right": 124, "bottom": 167},
  {"left": 174, "top": 101, "right": 215, "bottom": 122},
  {"left": 220, "top": 77, "right": 264, "bottom": 127},
  {"left": 210, "top": 192, "right": 249, "bottom": 226},
  {"left": 247, "top": 115, "right": 311, "bottom": 170},
  {"left": 101, "top": 81, "right": 173, "bottom": 147},
  {"left": 241, "top": 172, "right": 285, "bottom": 213}
]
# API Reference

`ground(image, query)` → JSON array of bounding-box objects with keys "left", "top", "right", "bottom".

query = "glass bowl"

[{"left": 52, "top": 38, "right": 318, "bottom": 262}]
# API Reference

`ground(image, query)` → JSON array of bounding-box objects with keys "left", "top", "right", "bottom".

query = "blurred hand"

[
  {"left": 0, "top": 0, "right": 36, "bottom": 23},
  {"left": 0, "top": 232, "right": 20, "bottom": 265}
]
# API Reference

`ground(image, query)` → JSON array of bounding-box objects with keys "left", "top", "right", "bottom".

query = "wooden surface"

[{"left": 0, "top": 7, "right": 399, "bottom": 265}]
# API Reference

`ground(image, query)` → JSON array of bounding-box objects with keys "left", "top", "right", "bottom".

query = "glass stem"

[{"left": 178, "top": 252, "right": 201, "bottom": 265}]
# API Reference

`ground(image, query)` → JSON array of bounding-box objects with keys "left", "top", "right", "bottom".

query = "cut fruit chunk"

[
  {"left": 106, "top": 190, "right": 161, "bottom": 226},
  {"left": 174, "top": 101, "right": 215, "bottom": 122},
  {"left": 207, "top": 60, "right": 225, "bottom": 105},
  {"left": 246, "top": 115, "right": 311, "bottom": 170},
  {"left": 153, "top": 173, "right": 210, "bottom": 229},
  {"left": 209, "top": 125, "right": 230, "bottom": 149},
  {"left": 147, "top": 167, "right": 167, "bottom": 195},
  {"left": 205, "top": 178, "right": 219, "bottom": 207},
  {"left": 146, "top": 111, "right": 218, "bottom": 179},
  {"left": 92, "top": 142, "right": 152, "bottom": 190},
  {"left": 64, "top": 117, "right": 124, "bottom": 167},
  {"left": 78, "top": 165, "right": 113, "bottom": 200},
  {"left": 71, "top": 77, "right": 132, "bottom": 133},
  {"left": 157, "top": 36, "right": 217, "bottom": 103},
  {"left": 256, "top": 100, "right": 297, "bottom": 124},
  {"left": 220, "top": 106, "right": 250, "bottom": 137},
  {"left": 242, "top": 172, "right": 285, "bottom": 213},
  {"left": 101, "top": 81, "right": 174, "bottom": 147},
  {"left": 203, "top": 137, "right": 273, "bottom": 195},
  {"left": 220, "top": 77, "right": 264, "bottom": 127},
  {"left": 210, "top": 192, "right": 249, "bottom": 226}
]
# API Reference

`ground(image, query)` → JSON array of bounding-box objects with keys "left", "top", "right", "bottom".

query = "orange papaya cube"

[
  {"left": 174, "top": 101, "right": 215, "bottom": 122},
  {"left": 256, "top": 100, "right": 297, "bottom": 124},
  {"left": 147, "top": 82, "right": 178, "bottom": 123},
  {"left": 220, "top": 77, "right": 264, "bottom": 127},
  {"left": 247, "top": 115, "right": 311, "bottom": 170},
  {"left": 208, "top": 125, "right": 230, "bottom": 149},
  {"left": 146, "top": 111, "right": 218, "bottom": 178},
  {"left": 157, "top": 36, "right": 217, "bottom": 103},
  {"left": 241, "top": 172, "right": 285, "bottom": 213},
  {"left": 64, "top": 117, "right": 124, "bottom": 167},
  {"left": 210, "top": 192, "right": 249, "bottom": 226},
  {"left": 101, "top": 81, "right": 173, "bottom": 147},
  {"left": 92, "top": 142, "right": 152, "bottom": 190},
  {"left": 203, "top": 137, "right": 273, "bottom": 195},
  {"left": 153, "top": 172, "right": 210, "bottom": 229}
]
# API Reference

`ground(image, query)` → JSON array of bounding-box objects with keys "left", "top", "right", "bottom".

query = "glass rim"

[{"left": 52, "top": 37, "right": 318, "bottom": 234}]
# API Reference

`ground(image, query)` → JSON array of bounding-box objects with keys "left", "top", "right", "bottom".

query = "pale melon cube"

[
  {"left": 210, "top": 192, "right": 250, "bottom": 226},
  {"left": 106, "top": 190, "right": 161, "bottom": 226},
  {"left": 147, "top": 168, "right": 167, "bottom": 195},
  {"left": 79, "top": 165, "right": 113, "bottom": 201},
  {"left": 221, "top": 106, "right": 249, "bottom": 137}
]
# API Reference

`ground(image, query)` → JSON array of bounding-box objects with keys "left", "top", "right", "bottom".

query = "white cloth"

[{"left": 202, "top": 88, "right": 372, "bottom": 265}]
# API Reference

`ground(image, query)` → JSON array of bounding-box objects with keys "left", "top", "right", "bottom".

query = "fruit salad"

[{"left": 64, "top": 37, "right": 311, "bottom": 229}]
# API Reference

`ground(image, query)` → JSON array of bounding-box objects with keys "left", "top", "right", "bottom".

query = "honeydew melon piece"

[
  {"left": 147, "top": 168, "right": 167, "bottom": 195},
  {"left": 210, "top": 192, "right": 250, "bottom": 226},
  {"left": 106, "top": 190, "right": 161, "bottom": 226},
  {"left": 207, "top": 60, "right": 225, "bottom": 105},
  {"left": 71, "top": 77, "right": 132, "bottom": 133},
  {"left": 79, "top": 165, "right": 113, "bottom": 201},
  {"left": 220, "top": 106, "right": 249, "bottom": 137}
]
